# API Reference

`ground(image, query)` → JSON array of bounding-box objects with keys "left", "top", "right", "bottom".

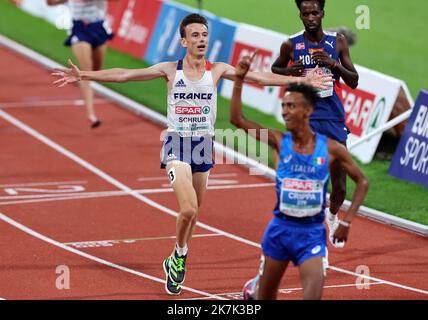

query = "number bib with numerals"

[{"left": 273, "top": 133, "right": 330, "bottom": 221}]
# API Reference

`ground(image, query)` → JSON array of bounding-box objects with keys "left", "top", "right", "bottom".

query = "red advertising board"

[
  {"left": 107, "top": 0, "right": 163, "bottom": 59},
  {"left": 230, "top": 42, "right": 273, "bottom": 89},
  {"left": 341, "top": 85, "right": 376, "bottom": 137}
]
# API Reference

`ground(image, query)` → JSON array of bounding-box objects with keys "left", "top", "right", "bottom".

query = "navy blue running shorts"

[
  {"left": 160, "top": 132, "right": 214, "bottom": 173},
  {"left": 65, "top": 20, "right": 114, "bottom": 48},
  {"left": 310, "top": 119, "right": 350, "bottom": 143}
]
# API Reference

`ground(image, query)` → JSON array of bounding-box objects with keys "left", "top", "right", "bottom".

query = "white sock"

[{"left": 175, "top": 244, "right": 188, "bottom": 257}]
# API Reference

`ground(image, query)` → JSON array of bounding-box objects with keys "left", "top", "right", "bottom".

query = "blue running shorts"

[
  {"left": 261, "top": 216, "right": 327, "bottom": 266},
  {"left": 310, "top": 119, "right": 350, "bottom": 143},
  {"left": 160, "top": 132, "right": 214, "bottom": 173},
  {"left": 65, "top": 20, "right": 114, "bottom": 48}
]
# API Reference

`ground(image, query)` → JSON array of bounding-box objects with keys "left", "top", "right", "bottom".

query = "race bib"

[
  {"left": 280, "top": 178, "right": 324, "bottom": 218},
  {"left": 174, "top": 105, "right": 211, "bottom": 137},
  {"left": 304, "top": 67, "right": 334, "bottom": 98}
]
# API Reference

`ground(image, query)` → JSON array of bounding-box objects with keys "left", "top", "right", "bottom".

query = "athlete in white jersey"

[
  {"left": 167, "top": 59, "right": 217, "bottom": 137},
  {"left": 68, "top": 0, "right": 106, "bottom": 23},
  {"left": 52, "top": 13, "right": 332, "bottom": 296},
  {"left": 47, "top": 0, "right": 114, "bottom": 128}
]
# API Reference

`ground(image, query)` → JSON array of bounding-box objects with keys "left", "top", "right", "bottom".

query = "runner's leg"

[
  {"left": 166, "top": 161, "right": 199, "bottom": 250},
  {"left": 257, "top": 256, "right": 289, "bottom": 300},
  {"left": 71, "top": 42, "right": 98, "bottom": 123},
  {"left": 298, "top": 256, "right": 325, "bottom": 300},
  {"left": 185, "top": 171, "right": 209, "bottom": 244},
  {"left": 92, "top": 43, "right": 107, "bottom": 71}
]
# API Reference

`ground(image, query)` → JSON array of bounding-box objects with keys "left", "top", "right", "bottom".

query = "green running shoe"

[
  {"left": 167, "top": 251, "right": 187, "bottom": 284},
  {"left": 163, "top": 257, "right": 182, "bottom": 295}
]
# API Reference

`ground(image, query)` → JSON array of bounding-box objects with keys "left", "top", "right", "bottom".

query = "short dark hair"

[
  {"left": 285, "top": 83, "right": 318, "bottom": 107},
  {"left": 179, "top": 13, "right": 209, "bottom": 38},
  {"left": 295, "top": 0, "right": 325, "bottom": 11}
]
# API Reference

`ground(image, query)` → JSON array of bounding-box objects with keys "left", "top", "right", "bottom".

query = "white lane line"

[
  {"left": 64, "top": 233, "right": 222, "bottom": 248},
  {"left": 0, "top": 212, "right": 226, "bottom": 300},
  {"left": 181, "top": 282, "right": 386, "bottom": 300},
  {"left": 0, "top": 180, "right": 88, "bottom": 188},
  {"left": 328, "top": 266, "right": 428, "bottom": 296},
  {"left": 1, "top": 109, "right": 427, "bottom": 297},
  {"left": 137, "top": 173, "right": 238, "bottom": 182},
  {"left": 0, "top": 183, "right": 275, "bottom": 205},
  {"left": 0, "top": 98, "right": 107, "bottom": 109}
]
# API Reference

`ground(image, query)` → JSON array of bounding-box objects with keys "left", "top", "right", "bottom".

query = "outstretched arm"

[
  {"left": 328, "top": 140, "right": 369, "bottom": 243},
  {"left": 230, "top": 53, "right": 283, "bottom": 154},
  {"left": 52, "top": 59, "right": 169, "bottom": 87},
  {"left": 221, "top": 61, "right": 332, "bottom": 90}
]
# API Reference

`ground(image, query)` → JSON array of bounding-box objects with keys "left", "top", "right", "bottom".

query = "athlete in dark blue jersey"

[
  {"left": 272, "top": 0, "right": 359, "bottom": 248},
  {"left": 231, "top": 54, "right": 368, "bottom": 300}
]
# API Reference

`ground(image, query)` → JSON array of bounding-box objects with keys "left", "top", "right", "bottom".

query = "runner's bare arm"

[
  {"left": 335, "top": 33, "right": 359, "bottom": 89},
  {"left": 328, "top": 139, "right": 369, "bottom": 242},
  {"left": 52, "top": 60, "right": 171, "bottom": 87},
  {"left": 219, "top": 62, "right": 332, "bottom": 90},
  {"left": 271, "top": 40, "right": 305, "bottom": 76},
  {"left": 230, "top": 54, "right": 283, "bottom": 153}
]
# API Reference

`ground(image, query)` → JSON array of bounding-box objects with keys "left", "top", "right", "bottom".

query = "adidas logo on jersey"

[{"left": 175, "top": 79, "right": 186, "bottom": 88}]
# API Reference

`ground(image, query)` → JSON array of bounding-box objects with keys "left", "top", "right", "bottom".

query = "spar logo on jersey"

[
  {"left": 282, "top": 178, "right": 323, "bottom": 191},
  {"left": 175, "top": 106, "right": 202, "bottom": 115},
  {"left": 341, "top": 85, "right": 385, "bottom": 137},
  {"left": 202, "top": 106, "right": 210, "bottom": 114}
]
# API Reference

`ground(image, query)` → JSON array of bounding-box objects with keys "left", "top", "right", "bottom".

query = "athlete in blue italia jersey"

[
  {"left": 272, "top": 0, "right": 359, "bottom": 248},
  {"left": 231, "top": 54, "right": 368, "bottom": 300}
]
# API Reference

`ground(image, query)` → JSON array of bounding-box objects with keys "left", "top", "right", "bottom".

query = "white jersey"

[
  {"left": 69, "top": 0, "right": 107, "bottom": 23},
  {"left": 167, "top": 60, "right": 217, "bottom": 137}
]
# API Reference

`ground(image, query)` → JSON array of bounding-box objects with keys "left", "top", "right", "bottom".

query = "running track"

[{"left": 0, "top": 44, "right": 427, "bottom": 300}]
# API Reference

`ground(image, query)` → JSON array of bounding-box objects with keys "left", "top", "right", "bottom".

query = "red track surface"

[{"left": 0, "top": 45, "right": 427, "bottom": 300}]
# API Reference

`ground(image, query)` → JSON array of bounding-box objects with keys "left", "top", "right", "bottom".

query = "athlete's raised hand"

[
  {"left": 303, "top": 66, "right": 333, "bottom": 90},
  {"left": 235, "top": 51, "right": 257, "bottom": 80},
  {"left": 52, "top": 59, "right": 81, "bottom": 87}
]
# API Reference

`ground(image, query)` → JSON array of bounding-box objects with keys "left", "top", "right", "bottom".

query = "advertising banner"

[
  {"left": 389, "top": 90, "right": 428, "bottom": 189},
  {"left": 271, "top": 65, "right": 413, "bottom": 164},
  {"left": 220, "top": 23, "right": 287, "bottom": 115},
  {"left": 107, "top": 0, "right": 163, "bottom": 59},
  {"left": 144, "top": 2, "right": 236, "bottom": 68},
  {"left": 144, "top": 2, "right": 194, "bottom": 64}
]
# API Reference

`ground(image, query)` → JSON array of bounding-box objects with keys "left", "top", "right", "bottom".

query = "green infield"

[{"left": 0, "top": 1, "right": 427, "bottom": 224}]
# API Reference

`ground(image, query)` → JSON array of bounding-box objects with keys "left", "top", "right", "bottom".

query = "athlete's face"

[
  {"left": 299, "top": 1, "right": 324, "bottom": 33},
  {"left": 181, "top": 23, "right": 209, "bottom": 57},
  {"left": 282, "top": 92, "right": 312, "bottom": 130}
]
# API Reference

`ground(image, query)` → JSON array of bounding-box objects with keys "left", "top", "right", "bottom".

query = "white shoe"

[{"left": 326, "top": 208, "right": 345, "bottom": 248}]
